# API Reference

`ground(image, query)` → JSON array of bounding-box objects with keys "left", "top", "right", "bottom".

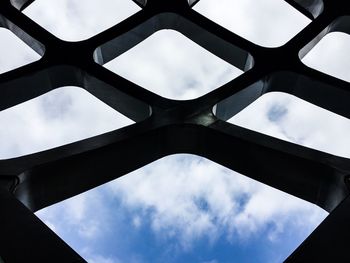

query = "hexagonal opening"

[
  {"left": 102, "top": 29, "right": 244, "bottom": 100},
  {"left": 193, "top": 0, "right": 313, "bottom": 47},
  {"left": 0, "top": 86, "right": 134, "bottom": 159},
  {"left": 21, "top": 0, "right": 141, "bottom": 41},
  {"left": 0, "top": 28, "right": 41, "bottom": 74},
  {"left": 36, "top": 154, "right": 327, "bottom": 262}
]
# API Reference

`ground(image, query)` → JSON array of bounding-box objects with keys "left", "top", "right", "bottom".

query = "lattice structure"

[{"left": 0, "top": 0, "right": 349, "bottom": 262}]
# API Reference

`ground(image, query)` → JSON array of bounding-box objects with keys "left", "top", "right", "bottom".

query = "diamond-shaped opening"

[
  {"left": 0, "top": 86, "right": 134, "bottom": 159},
  {"left": 302, "top": 32, "right": 350, "bottom": 82},
  {"left": 193, "top": 0, "right": 313, "bottom": 47},
  {"left": 21, "top": 0, "right": 141, "bottom": 41},
  {"left": 35, "top": 154, "right": 327, "bottom": 263},
  {"left": 102, "top": 29, "right": 244, "bottom": 100},
  {"left": 0, "top": 28, "right": 41, "bottom": 74},
  {"left": 223, "top": 91, "right": 350, "bottom": 158}
]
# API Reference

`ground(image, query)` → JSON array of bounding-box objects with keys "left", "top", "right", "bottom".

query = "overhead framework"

[{"left": 0, "top": 0, "right": 350, "bottom": 262}]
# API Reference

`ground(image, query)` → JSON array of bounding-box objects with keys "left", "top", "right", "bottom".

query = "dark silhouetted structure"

[{"left": 1, "top": 0, "right": 349, "bottom": 262}]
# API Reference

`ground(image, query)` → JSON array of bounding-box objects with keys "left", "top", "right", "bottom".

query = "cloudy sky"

[{"left": 1, "top": 0, "right": 349, "bottom": 262}]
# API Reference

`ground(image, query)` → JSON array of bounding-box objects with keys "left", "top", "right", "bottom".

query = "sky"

[{"left": 1, "top": 0, "right": 349, "bottom": 262}]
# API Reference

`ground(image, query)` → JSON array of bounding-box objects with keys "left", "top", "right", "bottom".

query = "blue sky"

[
  {"left": 33, "top": 154, "right": 327, "bottom": 263},
  {"left": 2, "top": 0, "right": 350, "bottom": 262}
]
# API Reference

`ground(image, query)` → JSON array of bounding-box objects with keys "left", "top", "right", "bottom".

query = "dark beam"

[
  {"left": 0, "top": 181, "right": 86, "bottom": 263},
  {"left": 285, "top": 194, "right": 350, "bottom": 262}
]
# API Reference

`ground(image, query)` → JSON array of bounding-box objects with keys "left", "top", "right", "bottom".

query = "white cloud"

[
  {"left": 0, "top": 87, "right": 133, "bottom": 159},
  {"left": 302, "top": 32, "right": 350, "bottom": 82},
  {"left": 0, "top": 0, "right": 344, "bottom": 261},
  {"left": 230, "top": 92, "right": 350, "bottom": 158},
  {"left": 132, "top": 216, "right": 142, "bottom": 229},
  {"left": 36, "top": 188, "right": 108, "bottom": 240},
  {"left": 104, "top": 30, "right": 241, "bottom": 100},
  {"left": 23, "top": 0, "right": 141, "bottom": 41},
  {"left": 81, "top": 247, "right": 122, "bottom": 263},
  {"left": 0, "top": 28, "right": 40, "bottom": 74},
  {"left": 35, "top": 154, "right": 326, "bottom": 260},
  {"left": 193, "top": 0, "right": 310, "bottom": 47},
  {"left": 108, "top": 154, "right": 327, "bottom": 249},
  {"left": 88, "top": 255, "right": 117, "bottom": 263}
]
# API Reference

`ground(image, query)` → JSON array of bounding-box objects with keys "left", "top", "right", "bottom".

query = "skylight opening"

[
  {"left": 35, "top": 154, "right": 327, "bottom": 263},
  {"left": 0, "top": 28, "right": 41, "bottom": 74},
  {"left": 302, "top": 32, "right": 350, "bottom": 82},
  {"left": 0, "top": 86, "right": 133, "bottom": 159},
  {"left": 103, "top": 29, "right": 243, "bottom": 100},
  {"left": 227, "top": 92, "right": 350, "bottom": 158},
  {"left": 193, "top": 0, "right": 311, "bottom": 47},
  {"left": 22, "top": 0, "right": 141, "bottom": 41}
]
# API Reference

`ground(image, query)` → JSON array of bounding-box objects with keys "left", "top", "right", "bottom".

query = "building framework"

[{"left": 0, "top": 0, "right": 350, "bottom": 261}]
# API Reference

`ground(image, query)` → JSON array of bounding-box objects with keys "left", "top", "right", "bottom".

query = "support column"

[
  {"left": 0, "top": 178, "right": 85, "bottom": 263},
  {"left": 286, "top": 194, "right": 350, "bottom": 262}
]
